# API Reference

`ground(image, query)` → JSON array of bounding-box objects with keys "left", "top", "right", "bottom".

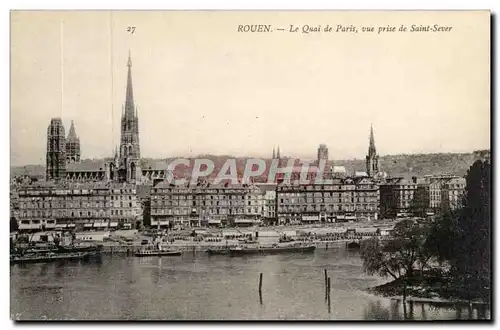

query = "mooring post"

[
  {"left": 259, "top": 273, "right": 263, "bottom": 293},
  {"left": 327, "top": 277, "right": 331, "bottom": 300},
  {"left": 324, "top": 269, "right": 328, "bottom": 289},
  {"left": 326, "top": 242, "right": 328, "bottom": 250}
]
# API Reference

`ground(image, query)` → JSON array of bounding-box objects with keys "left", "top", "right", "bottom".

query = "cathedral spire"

[
  {"left": 277, "top": 145, "right": 281, "bottom": 159},
  {"left": 366, "top": 124, "right": 379, "bottom": 177},
  {"left": 368, "top": 124, "right": 376, "bottom": 155},
  {"left": 125, "top": 49, "right": 135, "bottom": 118},
  {"left": 67, "top": 120, "right": 78, "bottom": 141},
  {"left": 272, "top": 146, "right": 276, "bottom": 159}
]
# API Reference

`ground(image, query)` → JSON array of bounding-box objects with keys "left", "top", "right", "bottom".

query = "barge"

[
  {"left": 10, "top": 251, "right": 92, "bottom": 265},
  {"left": 228, "top": 243, "right": 316, "bottom": 256}
]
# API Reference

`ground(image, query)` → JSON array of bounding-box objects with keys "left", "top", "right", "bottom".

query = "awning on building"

[
  {"left": 234, "top": 219, "right": 256, "bottom": 223},
  {"left": 302, "top": 215, "right": 320, "bottom": 222},
  {"left": 55, "top": 224, "right": 68, "bottom": 228},
  {"left": 208, "top": 220, "right": 221, "bottom": 224},
  {"left": 356, "top": 228, "right": 378, "bottom": 234},
  {"left": 109, "top": 222, "right": 118, "bottom": 227},
  {"left": 67, "top": 224, "right": 76, "bottom": 228},
  {"left": 83, "top": 223, "right": 93, "bottom": 228}
]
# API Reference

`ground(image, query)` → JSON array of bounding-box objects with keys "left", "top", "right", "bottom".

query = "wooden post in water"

[
  {"left": 326, "top": 242, "right": 328, "bottom": 250},
  {"left": 324, "top": 269, "right": 328, "bottom": 289},
  {"left": 259, "top": 273, "right": 263, "bottom": 293},
  {"left": 327, "top": 277, "right": 331, "bottom": 312}
]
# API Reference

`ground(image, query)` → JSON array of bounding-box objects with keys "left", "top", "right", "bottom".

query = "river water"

[{"left": 10, "top": 247, "right": 490, "bottom": 320}]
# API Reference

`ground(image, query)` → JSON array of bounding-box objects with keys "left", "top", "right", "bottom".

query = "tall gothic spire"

[
  {"left": 125, "top": 49, "right": 135, "bottom": 118},
  {"left": 67, "top": 120, "right": 78, "bottom": 141},
  {"left": 368, "top": 124, "right": 376, "bottom": 155},
  {"left": 277, "top": 145, "right": 281, "bottom": 159},
  {"left": 272, "top": 146, "right": 276, "bottom": 159}
]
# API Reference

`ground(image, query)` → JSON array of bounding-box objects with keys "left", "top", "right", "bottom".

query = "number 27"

[{"left": 127, "top": 26, "right": 136, "bottom": 34}]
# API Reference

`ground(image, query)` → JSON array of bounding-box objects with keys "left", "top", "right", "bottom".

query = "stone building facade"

[
  {"left": 441, "top": 177, "right": 466, "bottom": 211},
  {"left": 16, "top": 182, "right": 140, "bottom": 231},
  {"left": 276, "top": 177, "right": 379, "bottom": 224},
  {"left": 379, "top": 178, "right": 418, "bottom": 218},
  {"left": 150, "top": 183, "right": 263, "bottom": 228}
]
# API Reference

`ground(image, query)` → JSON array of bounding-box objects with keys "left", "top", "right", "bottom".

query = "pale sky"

[{"left": 10, "top": 11, "right": 490, "bottom": 166}]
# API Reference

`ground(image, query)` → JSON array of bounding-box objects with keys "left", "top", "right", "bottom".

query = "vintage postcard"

[{"left": 10, "top": 10, "right": 490, "bottom": 321}]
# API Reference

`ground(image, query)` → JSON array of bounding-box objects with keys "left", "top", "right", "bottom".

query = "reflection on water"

[
  {"left": 10, "top": 248, "right": 490, "bottom": 320},
  {"left": 364, "top": 299, "right": 490, "bottom": 321}
]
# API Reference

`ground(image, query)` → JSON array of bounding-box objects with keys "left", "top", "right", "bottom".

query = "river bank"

[{"left": 367, "top": 275, "right": 490, "bottom": 308}]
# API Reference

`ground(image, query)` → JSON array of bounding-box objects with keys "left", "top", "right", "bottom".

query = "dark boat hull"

[
  {"left": 135, "top": 251, "right": 182, "bottom": 257},
  {"left": 10, "top": 252, "right": 91, "bottom": 265},
  {"left": 346, "top": 242, "right": 361, "bottom": 249},
  {"left": 57, "top": 244, "right": 103, "bottom": 254},
  {"left": 206, "top": 249, "right": 230, "bottom": 255},
  {"left": 229, "top": 245, "right": 316, "bottom": 256}
]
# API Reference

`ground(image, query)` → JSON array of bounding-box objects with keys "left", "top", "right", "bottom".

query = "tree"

[
  {"left": 424, "top": 160, "right": 491, "bottom": 302},
  {"left": 452, "top": 160, "right": 490, "bottom": 302},
  {"left": 360, "top": 219, "right": 432, "bottom": 301}
]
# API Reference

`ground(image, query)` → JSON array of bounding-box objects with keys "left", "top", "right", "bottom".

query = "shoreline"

[{"left": 366, "top": 280, "right": 490, "bottom": 307}]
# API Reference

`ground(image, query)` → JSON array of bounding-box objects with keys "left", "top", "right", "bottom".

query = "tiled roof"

[
  {"left": 66, "top": 159, "right": 106, "bottom": 172},
  {"left": 141, "top": 159, "right": 169, "bottom": 170}
]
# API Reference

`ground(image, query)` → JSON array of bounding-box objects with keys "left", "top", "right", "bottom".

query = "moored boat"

[
  {"left": 206, "top": 248, "right": 230, "bottom": 255},
  {"left": 56, "top": 244, "right": 103, "bottom": 254},
  {"left": 10, "top": 251, "right": 91, "bottom": 265},
  {"left": 346, "top": 241, "right": 361, "bottom": 249},
  {"left": 134, "top": 249, "right": 182, "bottom": 257},
  {"left": 229, "top": 243, "right": 316, "bottom": 256}
]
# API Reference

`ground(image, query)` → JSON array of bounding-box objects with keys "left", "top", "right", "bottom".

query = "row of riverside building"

[
  {"left": 13, "top": 171, "right": 467, "bottom": 231},
  {"left": 11, "top": 52, "right": 473, "bottom": 231}
]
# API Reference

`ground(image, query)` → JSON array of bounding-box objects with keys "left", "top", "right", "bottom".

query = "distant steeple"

[
  {"left": 67, "top": 120, "right": 78, "bottom": 141},
  {"left": 366, "top": 124, "right": 379, "bottom": 177},
  {"left": 125, "top": 49, "right": 135, "bottom": 118},
  {"left": 65, "top": 120, "right": 80, "bottom": 163},
  {"left": 277, "top": 145, "right": 281, "bottom": 159},
  {"left": 368, "top": 124, "right": 376, "bottom": 155},
  {"left": 272, "top": 146, "right": 276, "bottom": 159}
]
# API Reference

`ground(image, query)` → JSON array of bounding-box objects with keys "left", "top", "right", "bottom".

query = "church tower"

[
  {"left": 65, "top": 120, "right": 81, "bottom": 163},
  {"left": 365, "top": 125, "right": 380, "bottom": 177},
  {"left": 46, "top": 118, "right": 66, "bottom": 181},
  {"left": 119, "top": 51, "right": 141, "bottom": 183}
]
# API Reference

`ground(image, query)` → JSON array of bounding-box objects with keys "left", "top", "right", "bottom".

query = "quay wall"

[{"left": 99, "top": 239, "right": 353, "bottom": 254}]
